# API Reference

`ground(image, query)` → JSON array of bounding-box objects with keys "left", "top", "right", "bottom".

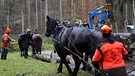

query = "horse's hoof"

[
  {"left": 21, "top": 54, "right": 24, "bottom": 57},
  {"left": 82, "top": 66, "right": 86, "bottom": 71},
  {"left": 87, "top": 66, "right": 92, "bottom": 71},
  {"left": 24, "top": 56, "right": 28, "bottom": 59},
  {"left": 69, "top": 73, "right": 73, "bottom": 76},
  {"left": 57, "top": 70, "right": 62, "bottom": 73},
  {"left": 32, "top": 54, "right": 36, "bottom": 57}
]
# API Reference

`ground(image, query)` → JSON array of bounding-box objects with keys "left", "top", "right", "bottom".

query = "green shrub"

[{"left": 9, "top": 41, "right": 20, "bottom": 52}]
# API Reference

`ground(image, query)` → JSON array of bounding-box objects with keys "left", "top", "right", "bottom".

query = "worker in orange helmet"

[
  {"left": 92, "top": 25, "right": 128, "bottom": 76},
  {"left": 1, "top": 27, "right": 12, "bottom": 60}
]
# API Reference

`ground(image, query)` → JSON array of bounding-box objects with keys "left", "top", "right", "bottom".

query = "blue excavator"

[{"left": 88, "top": 4, "right": 112, "bottom": 31}]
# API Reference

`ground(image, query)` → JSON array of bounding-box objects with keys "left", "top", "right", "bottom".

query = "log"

[
  {"left": 33, "top": 54, "right": 51, "bottom": 63},
  {"left": 33, "top": 53, "right": 75, "bottom": 64}
]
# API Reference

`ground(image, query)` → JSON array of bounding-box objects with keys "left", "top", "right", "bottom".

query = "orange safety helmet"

[
  {"left": 100, "top": 25, "right": 112, "bottom": 33},
  {"left": 6, "top": 27, "right": 11, "bottom": 33}
]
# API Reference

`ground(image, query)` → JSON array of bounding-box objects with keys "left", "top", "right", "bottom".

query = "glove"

[{"left": 11, "top": 39, "right": 16, "bottom": 42}]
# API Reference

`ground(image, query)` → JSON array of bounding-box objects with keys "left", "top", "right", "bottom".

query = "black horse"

[
  {"left": 128, "top": 33, "right": 135, "bottom": 43},
  {"left": 45, "top": 16, "right": 102, "bottom": 76},
  {"left": 18, "top": 33, "right": 30, "bottom": 58},
  {"left": 31, "top": 34, "right": 42, "bottom": 55}
]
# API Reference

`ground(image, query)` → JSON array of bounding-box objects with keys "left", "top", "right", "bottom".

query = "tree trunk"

[
  {"left": 35, "top": 0, "right": 39, "bottom": 31},
  {"left": 7, "top": 6, "right": 10, "bottom": 27},
  {"left": 21, "top": 9, "right": 24, "bottom": 33},
  {"left": 21, "top": 1, "right": 25, "bottom": 33},
  {"left": 71, "top": 0, "right": 74, "bottom": 19},
  {"left": 60, "top": 0, "right": 62, "bottom": 22},
  {"left": 45, "top": 0, "right": 48, "bottom": 31},
  {"left": 40, "top": 0, "right": 43, "bottom": 32},
  {"left": 27, "top": 0, "right": 31, "bottom": 28}
]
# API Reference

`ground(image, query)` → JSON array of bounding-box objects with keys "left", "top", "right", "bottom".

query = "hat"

[{"left": 6, "top": 27, "right": 11, "bottom": 33}]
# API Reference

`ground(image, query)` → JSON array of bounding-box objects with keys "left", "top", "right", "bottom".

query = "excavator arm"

[{"left": 88, "top": 4, "right": 112, "bottom": 30}]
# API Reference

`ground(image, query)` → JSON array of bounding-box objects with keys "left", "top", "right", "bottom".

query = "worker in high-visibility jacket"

[
  {"left": 1, "top": 27, "right": 12, "bottom": 60},
  {"left": 92, "top": 25, "right": 128, "bottom": 76}
]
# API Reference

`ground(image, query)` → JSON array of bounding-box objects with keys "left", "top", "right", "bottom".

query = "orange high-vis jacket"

[
  {"left": 1, "top": 34, "right": 11, "bottom": 48},
  {"left": 92, "top": 41, "right": 128, "bottom": 70}
]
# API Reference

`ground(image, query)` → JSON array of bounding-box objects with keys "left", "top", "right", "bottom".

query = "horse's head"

[
  {"left": 114, "top": 35, "right": 121, "bottom": 42},
  {"left": 45, "top": 16, "right": 59, "bottom": 37},
  {"left": 129, "top": 33, "right": 135, "bottom": 43}
]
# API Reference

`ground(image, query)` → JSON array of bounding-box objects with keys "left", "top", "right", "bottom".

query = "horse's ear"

[{"left": 47, "top": 15, "right": 50, "bottom": 20}]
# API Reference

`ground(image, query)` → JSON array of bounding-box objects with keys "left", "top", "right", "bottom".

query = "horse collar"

[{"left": 53, "top": 24, "right": 64, "bottom": 37}]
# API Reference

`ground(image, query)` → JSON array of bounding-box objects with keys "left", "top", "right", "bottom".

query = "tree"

[
  {"left": 40, "top": 0, "right": 43, "bottom": 31},
  {"left": 44, "top": 0, "right": 48, "bottom": 31},
  {"left": 27, "top": 0, "right": 31, "bottom": 28},
  {"left": 3, "top": 0, "right": 15, "bottom": 27},
  {"left": 35, "top": 0, "right": 39, "bottom": 30}
]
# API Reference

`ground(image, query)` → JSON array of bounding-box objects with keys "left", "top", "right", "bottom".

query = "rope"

[
  {"left": 52, "top": 38, "right": 88, "bottom": 64},
  {"left": 64, "top": 28, "right": 96, "bottom": 58},
  {"left": 52, "top": 38, "right": 101, "bottom": 73},
  {"left": 126, "top": 57, "right": 135, "bottom": 74}
]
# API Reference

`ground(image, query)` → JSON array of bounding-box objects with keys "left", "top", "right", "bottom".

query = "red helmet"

[
  {"left": 100, "top": 25, "right": 112, "bottom": 33},
  {"left": 6, "top": 27, "right": 11, "bottom": 33}
]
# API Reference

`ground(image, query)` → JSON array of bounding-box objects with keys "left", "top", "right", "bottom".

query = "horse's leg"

[
  {"left": 22, "top": 49, "right": 25, "bottom": 56},
  {"left": 21, "top": 48, "right": 25, "bottom": 57},
  {"left": 20, "top": 49, "right": 23, "bottom": 56},
  {"left": 62, "top": 57, "right": 73, "bottom": 76},
  {"left": 72, "top": 55, "right": 81, "bottom": 76},
  {"left": 32, "top": 47, "right": 36, "bottom": 55},
  {"left": 24, "top": 48, "right": 28, "bottom": 58},
  {"left": 82, "top": 53, "right": 92, "bottom": 72},
  {"left": 58, "top": 53, "right": 72, "bottom": 76},
  {"left": 57, "top": 59, "right": 63, "bottom": 73},
  {"left": 81, "top": 54, "right": 88, "bottom": 71},
  {"left": 35, "top": 47, "right": 38, "bottom": 54},
  {"left": 39, "top": 45, "right": 42, "bottom": 54},
  {"left": 19, "top": 46, "right": 23, "bottom": 56},
  {"left": 36, "top": 45, "right": 39, "bottom": 54},
  {"left": 32, "top": 44, "right": 36, "bottom": 55},
  {"left": 39, "top": 48, "right": 41, "bottom": 54}
]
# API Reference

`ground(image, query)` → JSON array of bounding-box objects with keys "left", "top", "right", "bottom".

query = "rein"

[
  {"left": 51, "top": 25, "right": 89, "bottom": 62},
  {"left": 52, "top": 38, "right": 91, "bottom": 66},
  {"left": 53, "top": 38, "right": 101, "bottom": 73},
  {"left": 65, "top": 31, "right": 94, "bottom": 58}
]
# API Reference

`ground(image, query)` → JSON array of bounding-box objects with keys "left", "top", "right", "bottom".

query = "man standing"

[
  {"left": 18, "top": 29, "right": 33, "bottom": 58},
  {"left": 1, "top": 27, "right": 11, "bottom": 60},
  {"left": 92, "top": 25, "right": 128, "bottom": 76}
]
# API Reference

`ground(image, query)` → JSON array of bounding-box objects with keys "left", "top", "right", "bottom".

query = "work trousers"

[
  {"left": 101, "top": 66, "right": 127, "bottom": 76},
  {"left": 1, "top": 48, "right": 8, "bottom": 60}
]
